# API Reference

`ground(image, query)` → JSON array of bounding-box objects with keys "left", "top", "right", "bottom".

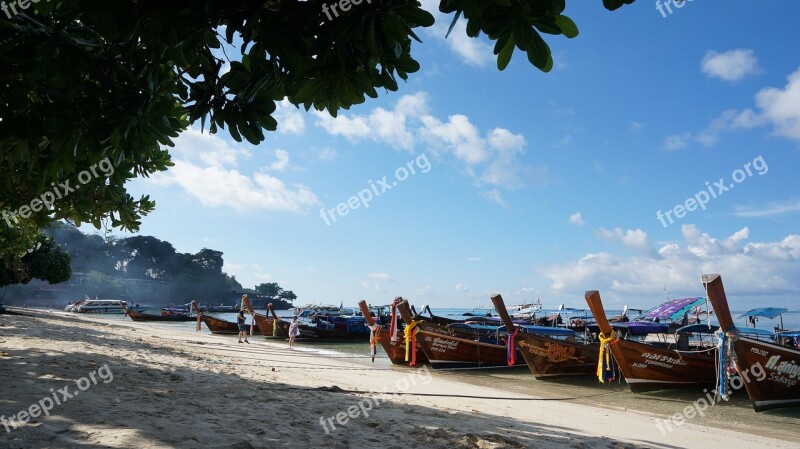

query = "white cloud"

[
  {"left": 421, "top": 114, "right": 487, "bottom": 164},
  {"left": 487, "top": 128, "right": 526, "bottom": 151},
  {"left": 314, "top": 95, "right": 417, "bottom": 151},
  {"left": 418, "top": 0, "right": 493, "bottom": 67},
  {"left": 755, "top": 67, "right": 800, "bottom": 140},
  {"left": 480, "top": 189, "right": 508, "bottom": 208},
  {"left": 317, "top": 148, "right": 338, "bottom": 161},
  {"left": 664, "top": 67, "right": 800, "bottom": 147},
  {"left": 568, "top": 212, "right": 585, "bottom": 226},
  {"left": 455, "top": 283, "right": 470, "bottom": 293},
  {"left": 541, "top": 226, "right": 800, "bottom": 304},
  {"left": 596, "top": 228, "right": 654, "bottom": 254},
  {"left": 466, "top": 257, "right": 482, "bottom": 262},
  {"left": 368, "top": 272, "right": 393, "bottom": 282},
  {"left": 269, "top": 149, "right": 290, "bottom": 171},
  {"left": 314, "top": 92, "right": 547, "bottom": 207},
  {"left": 150, "top": 129, "right": 319, "bottom": 213},
  {"left": 729, "top": 227, "right": 750, "bottom": 242},
  {"left": 733, "top": 199, "right": 800, "bottom": 218},
  {"left": 701, "top": 49, "right": 760, "bottom": 83},
  {"left": 274, "top": 99, "right": 306, "bottom": 134},
  {"left": 662, "top": 133, "right": 691, "bottom": 150},
  {"left": 165, "top": 128, "right": 251, "bottom": 168},
  {"left": 695, "top": 109, "right": 765, "bottom": 147}
]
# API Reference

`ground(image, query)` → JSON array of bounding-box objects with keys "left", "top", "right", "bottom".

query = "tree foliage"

[
  {"left": 0, "top": 0, "right": 633, "bottom": 281},
  {"left": 0, "top": 230, "right": 71, "bottom": 287}
]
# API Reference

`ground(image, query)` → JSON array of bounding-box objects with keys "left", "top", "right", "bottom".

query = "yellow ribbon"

[
  {"left": 596, "top": 330, "right": 617, "bottom": 383},
  {"left": 404, "top": 321, "right": 419, "bottom": 362}
]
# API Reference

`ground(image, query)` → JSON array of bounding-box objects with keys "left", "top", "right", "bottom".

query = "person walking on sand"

[
  {"left": 288, "top": 316, "right": 300, "bottom": 348},
  {"left": 237, "top": 310, "right": 249, "bottom": 344}
]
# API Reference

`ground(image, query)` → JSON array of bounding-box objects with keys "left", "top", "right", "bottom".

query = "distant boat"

[
  {"left": 121, "top": 302, "right": 196, "bottom": 322},
  {"left": 191, "top": 301, "right": 262, "bottom": 335},
  {"left": 268, "top": 304, "right": 369, "bottom": 341},
  {"left": 65, "top": 298, "right": 145, "bottom": 314},
  {"left": 703, "top": 274, "right": 800, "bottom": 412}
]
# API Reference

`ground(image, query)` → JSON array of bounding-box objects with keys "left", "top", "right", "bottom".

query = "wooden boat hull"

[
  {"left": 609, "top": 338, "right": 716, "bottom": 392},
  {"left": 199, "top": 314, "right": 261, "bottom": 335},
  {"left": 731, "top": 336, "right": 800, "bottom": 411},
  {"left": 415, "top": 325, "right": 525, "bottom": 369},
  {"left": 251, "top": 313, "right": 280, "bottom": 337},
  {"left": 126, "top": 310, "right": 196, "bottom": 322},
  {"left": 378, "top": 330, "right": 430, "bottom": 365},
  {"left": 272, "top": 319, "right": 370, "bottom": 341},
  {"left": 515, "top": 333, "right": 600, "bottom": 378}
]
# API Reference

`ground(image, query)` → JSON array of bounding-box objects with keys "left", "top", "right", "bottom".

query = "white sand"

[{"left": 0, "top": 310, "right": 797, "bottom": 449}]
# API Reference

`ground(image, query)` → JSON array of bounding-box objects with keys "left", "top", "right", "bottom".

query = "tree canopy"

[{"left": 0, "top": 0, "right": 634, "bottom": 282}]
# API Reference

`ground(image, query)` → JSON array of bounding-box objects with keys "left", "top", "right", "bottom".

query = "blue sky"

[{"left": 99, "top": 0, "right": 800, "bottom": 310}]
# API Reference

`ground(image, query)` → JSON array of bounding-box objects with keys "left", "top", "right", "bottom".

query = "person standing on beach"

[
  {"left": 237, "top": 310, "right": 249, "bottom": 344},
  {"left": 288, "top": 316, "right": 300, "bottom": 348}
]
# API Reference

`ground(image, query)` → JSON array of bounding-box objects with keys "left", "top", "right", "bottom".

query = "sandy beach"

[{"left": 1, "top": 309, "right": 798, "bottom": 449}]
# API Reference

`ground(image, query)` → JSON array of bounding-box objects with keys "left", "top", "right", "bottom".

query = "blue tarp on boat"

[
  {"left": 738, "top": 307, "right": 788, "bottom": 319},
  {"left": 640, "top": 297, "right": 707, "bottom": 321}
]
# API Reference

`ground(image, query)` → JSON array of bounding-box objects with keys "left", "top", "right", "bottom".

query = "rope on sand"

[{"left": 269, "top": 385, "right": 623, "bottom": 401}]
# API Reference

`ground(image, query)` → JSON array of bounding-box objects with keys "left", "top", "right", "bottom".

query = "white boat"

[
  {"left": 64, "top": 298, "right": 145, "bottom": 314},
  {"left": 508, "top": 299, "right": 543, "bottom": 317}
]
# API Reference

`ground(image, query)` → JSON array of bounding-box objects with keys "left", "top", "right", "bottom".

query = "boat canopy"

[
  {"left": 675, "top": 324, "right": 775, "bottom": 340},
  {"left": 613, "top": 321, "right": 669, "bottom": 335},
  {"left": 676, "top": 323, "right": 719, "bottom": 334},
  {"left": 739, "top": 328, "right": 776, "bottom": 339},
  {"left": 738, "top": 307, "right": 788, "bottom": 319},
  {"left": 639, "top": 297, "right": 707, "bottom": 322},
  {"left": 510, "top": 324, "right": 575, "bottom": 337}
]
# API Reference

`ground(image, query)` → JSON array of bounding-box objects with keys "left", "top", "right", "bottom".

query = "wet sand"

[{"left": 0, "top": 309, "right": 798, "bottom": 449}]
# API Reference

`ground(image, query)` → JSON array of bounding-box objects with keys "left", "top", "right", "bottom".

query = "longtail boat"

[
  {"left": 357, "top": 299, "right": 429, "bottom": 365},
  {"left": 241, "top": 296, "right": 280, "bottom": 337},
  {"left": 267, "top": 303, "right": 369, "bottom": 341},
  {"left": 703, "top": 273, "right": 800, "bottom": 411},
  {"left": 491, "top": 294, "right": 600, "bottom": 378},
  {"left": 191, "top": 301, "right": 261, "bottom": 335},
  {"left": 397, "top": 300, "right": 572, "bottom": 369},
  {"left": 122, "top": 302, "right": 196, "bottom": 322},
  {"left": 585, "top": 291, "right": 717, "bottom": 392}
]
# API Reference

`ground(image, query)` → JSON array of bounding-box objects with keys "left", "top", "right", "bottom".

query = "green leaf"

[
  {"left": 497, "top": 36, "right": 515, "bottom": 71},
  {"left": 555, "top": 15, "right": 579, "bottom": 39}
]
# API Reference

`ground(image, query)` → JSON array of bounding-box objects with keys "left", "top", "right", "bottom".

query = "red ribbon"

[{"left": 507, "top": 329, "right": 519, "bottom": 366}]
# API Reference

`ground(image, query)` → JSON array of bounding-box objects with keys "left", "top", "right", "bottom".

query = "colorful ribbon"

[
  {"left": 390, "top": 299, "right": 400, "bottom": 342},
  {"left": 507, "top": 329, "right": 519, "bottom": 366},
  {"left": 404, "top": 321, "right": 420, "bottom": 366},
  {"left": 597, "top": 330, "right": 618, "bottom": 383},
  {"left": 369, "top": 324, "right": 381, "bottom": 363}
]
